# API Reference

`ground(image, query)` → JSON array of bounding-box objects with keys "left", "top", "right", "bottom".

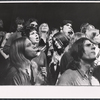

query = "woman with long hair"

[{"left": 4, "top": 37, "right": 46, "bottom": 85}]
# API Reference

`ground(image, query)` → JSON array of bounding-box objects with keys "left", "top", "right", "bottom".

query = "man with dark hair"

[
  {"left": 60, "top": 20, "right": 74, "bottom": 40},
  {"left": 57, "top": 38, "right": 99, "bottom": 86},
  {"left": 25, "top": 18, "right": 38, "bottom": 31}
]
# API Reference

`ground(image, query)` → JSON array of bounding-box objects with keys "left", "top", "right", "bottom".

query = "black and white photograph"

[
  {"left": 1, "top": 1, "right": 100, "bottom": 98},
  {"left": 0, "top": 1, "right": 100, "bottom": 86}
]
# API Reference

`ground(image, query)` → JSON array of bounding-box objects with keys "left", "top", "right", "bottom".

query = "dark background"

[{"left": 0, "top": 3, "right": 100, "bottom": 32}]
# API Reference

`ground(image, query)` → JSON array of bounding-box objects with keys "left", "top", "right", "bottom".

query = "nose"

[{"left": 91, "top": 44, "right": 96, "bottom": 50}]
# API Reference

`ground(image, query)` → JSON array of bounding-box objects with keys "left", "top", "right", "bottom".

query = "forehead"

[
  {"left": 84, "top": 40, "right": 92, "bottom": 45},
  {"left": 42, "top": 23, "right": 48, "bottom": 27},
  {"left": 30, "top": 21, "right": 37, "bottom": 25},
  {"left": 30, "top": 30, "right": 37, "bottom": 34}
]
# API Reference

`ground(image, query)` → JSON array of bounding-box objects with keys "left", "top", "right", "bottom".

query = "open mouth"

[{"left": 36, "top": 37, "right": 39, "bottom": 41}]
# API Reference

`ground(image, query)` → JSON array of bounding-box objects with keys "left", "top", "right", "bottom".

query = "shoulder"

[
  {"left": 57, "top": 69, "right": 77, "bottom": 85},
  {"left": 4, "top": 67, "right": 19, "bottom": 85},
  {"left": 91, "top": 76, "right": 100, "bottom": 85}
]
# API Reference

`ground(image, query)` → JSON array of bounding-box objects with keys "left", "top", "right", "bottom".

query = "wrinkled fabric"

[{"left": 57, "top": 69, "right": 99, "bottom": 86}]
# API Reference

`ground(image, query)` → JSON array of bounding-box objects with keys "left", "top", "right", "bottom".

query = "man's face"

[
  {"left": 85, "top": 27, "right": 100, "bottom": 44},
  {"left": 30, "top": 21, "right": 38, "bottom": 30},
  {"left": 62, "top": 23, "right": 74, "bottom": 40},
  {"left": 82, "top": 40, "right": 97, "bottom": 60},
  {"left": 29, "top": 30, "right": 39, "bottom": 44},
  {"left": 17, "top": 24, "right": 23, "bottom": 31},
  {"left": 85, "top": 25, "right": 96, "bottom": 39},
  {"left": 62, "top": 23, "right": 72, "bottom": 33}
]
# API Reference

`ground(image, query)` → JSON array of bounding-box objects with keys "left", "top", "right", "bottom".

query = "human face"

[
  {"left": 17, "top": 24, "right": 23, "bottom": 31},
  {"left": 62, "top": 23, "right": 74, "bottom": 39},
  {"left": 29, "top": 30, "right": 39, "bottom": 44},
  {"left": 85, "top": 26, "right": 97, "bottom": 39},
  {"left": 30, "top": 21, "right": 38, "bottom": 30},
  {"left": 82, "top": 40, "right": 96, "bottom": 60},
  {"left": 24, "top": 38, "right": 38, "bottom": 60},
  {"left": 41, "top": 23, "right": 49, "bottom": 32}
]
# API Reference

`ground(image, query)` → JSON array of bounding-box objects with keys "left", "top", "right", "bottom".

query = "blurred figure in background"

[
  {"left": 60, "top": 32, "right": 85, "bottom": 74},
  {"left": 22, "top": 27, "right": 48, "bottom": 85},
  {"left": 38, "top": 23, "right": 50, "bottom": 54},
  {"left": 3, "top": 17, "right": 24, "bottom": 55},
  {"left": 47, "top": 28, "right": 59, "bottom": 65},
  {"left": 49, "top": 32, "right": 69, "bottom": 85},
  {"left": 60, "top": 20, "right": 74, "bottom": 41},
  {"left": 25, "top": 18, "right": 38, "bottom": 32}
]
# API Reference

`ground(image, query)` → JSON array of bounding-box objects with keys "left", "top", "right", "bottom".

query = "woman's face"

[
  {"left": 29, "top": 30, "right": 39, "bottom": 44},
  {"left": 41, "top": 23, "right": 49, "bottom": 32},
  {"left": 24, "top": 38, "right": 38, "bottom": 59},
  {"left": 82, "top": 40, "right": 97, "bottom": 60}
]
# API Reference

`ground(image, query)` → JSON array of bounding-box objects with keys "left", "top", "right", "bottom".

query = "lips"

[
  {"left": 91, "top": 51, "right": 96, "bottom": 54},
  {"left": 36, "top": 37, "right": 39, "bottom": 41}
]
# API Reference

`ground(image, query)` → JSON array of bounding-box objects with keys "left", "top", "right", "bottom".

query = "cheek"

[
  {"left": 30, "top": 36, "right": 35, "bottom": 41},
  {"left": 25, "top": 49, "right": 32, "bottom": 56}
]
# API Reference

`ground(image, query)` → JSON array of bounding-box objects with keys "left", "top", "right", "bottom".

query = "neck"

[
  {"left": 41, "top": 35, "right": 47, "bottom": 43},
  {"left": 32, "top": 42, "right": 39, "bottom": 47},
  {"left": 80, "top": 59, "right": 93, "bottom": 73}
]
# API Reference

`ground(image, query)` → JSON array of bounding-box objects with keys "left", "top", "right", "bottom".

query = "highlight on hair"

[
  {"left": 9, "top": 37, "right": 30, "bottom": 69},
  {"left": 69, "top": 37, "right": 90, "bottom": 61},
  {"left": 52, "top": 32, "right": 70, "bottom": 55}
]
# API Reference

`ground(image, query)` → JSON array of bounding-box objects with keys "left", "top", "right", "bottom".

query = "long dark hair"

[{"left": 68, "top": 37, "right": 91, "bottom": 70}]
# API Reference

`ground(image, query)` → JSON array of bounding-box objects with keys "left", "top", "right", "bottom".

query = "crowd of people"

[{"left": 0, "top": 17, "right": 100, "bottom": 85}]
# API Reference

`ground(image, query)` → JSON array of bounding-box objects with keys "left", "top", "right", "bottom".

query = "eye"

[{"left": 86, "top": 44, "right": 91, "bottom": 47}]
